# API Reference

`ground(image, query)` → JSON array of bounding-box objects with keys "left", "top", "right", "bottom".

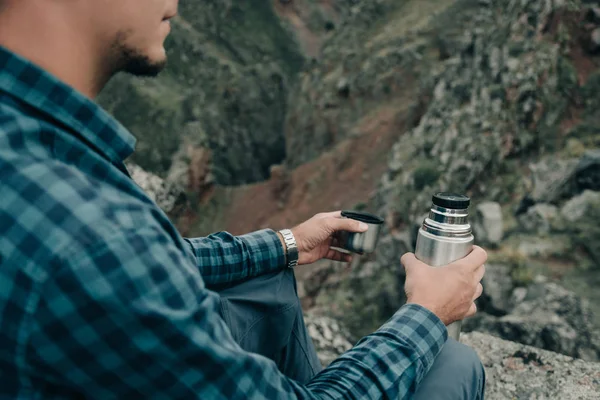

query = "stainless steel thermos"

[{"left": 414, "top": 192, "right": 474, "bottom": 341}]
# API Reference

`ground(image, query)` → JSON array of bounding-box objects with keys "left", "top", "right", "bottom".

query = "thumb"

[
  {"left": 401, "top": 252, "right": 428, "bottom": 274},
  {"left": 326, "top": 217, "right": 369, "bottom": 233}
]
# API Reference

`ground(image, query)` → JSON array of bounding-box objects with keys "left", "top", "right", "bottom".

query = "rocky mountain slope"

[
  {"left": 307, "top": 0, "right": 600, "bottom": 333},
  {"left": 99, "top": 1, "right": 304, "bottom": 185},
  {"left": 462, "top": 332, "right": 600, "bottom": 399},
  {"left": 117, "top": 0, "right": 600, "bottom": 397}
]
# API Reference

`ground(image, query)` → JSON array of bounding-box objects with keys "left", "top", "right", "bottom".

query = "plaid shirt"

[{"left": 0, "top": 46, "right": 448, "bottom": 399}]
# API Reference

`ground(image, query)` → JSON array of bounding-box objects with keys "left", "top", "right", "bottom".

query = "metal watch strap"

[{"left": 278, "top": 229, "right": 299, "bottom": 268}]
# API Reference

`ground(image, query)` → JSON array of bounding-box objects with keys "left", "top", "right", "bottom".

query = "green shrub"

[{"left": 413, "top": 160, "right": 441, "bottom": 190}]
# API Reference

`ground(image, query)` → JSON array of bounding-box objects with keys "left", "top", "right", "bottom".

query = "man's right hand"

[{"left": 401, "top": 246, "right": 487, "bottom": 326}]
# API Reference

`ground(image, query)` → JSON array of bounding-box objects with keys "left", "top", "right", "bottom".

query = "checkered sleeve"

[
  {"left": 27, "top": 224, "right": 447, "bottom": 399},
  {"left": 183, "top": 229, "right": 286, "bottom": 287},
  {"left": 306, "top": 304, "right": 448, "bottom": 398}
]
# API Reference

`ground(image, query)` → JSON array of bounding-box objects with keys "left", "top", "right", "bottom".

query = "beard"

[
  {"left": 121, "top": 47, "right": 166, "bottom": 77},
  {"left": 111, "top": 30, "right": 167, "bottom": 77}
]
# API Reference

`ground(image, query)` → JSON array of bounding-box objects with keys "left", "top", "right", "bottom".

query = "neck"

[{"left": 0, "top": 2, "right": 112, "bottom": 98}]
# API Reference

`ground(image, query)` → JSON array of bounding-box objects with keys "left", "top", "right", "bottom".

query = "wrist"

[
  {"left": 276, "top": 231, "right": 287, "bottom": 264},
  {"left": 277, "top": 229, "right": 299, "bottom": 268},
  {"left": 406, "top": 300, "right": 446, "bottom": 325}
]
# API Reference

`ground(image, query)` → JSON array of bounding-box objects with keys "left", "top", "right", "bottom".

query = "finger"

[
  {"left": 400, "top": 252, "right": 428, "bottom": 273},
  {"left": 330, "top": 231, "right": 344, "bottom": 248},
  {"left": 474, "top": 263, "right": 486, "bottom": 283},
  {"left": 465, "top": 302, "right": 478, "bottom": 318},
  {"left": 319, "top": 210, "right": 342, "bottom": 219},
  {"left": 326, "top": 216, "right": 368, "bottom": 233},
  {"left": 473, "top": 283, "right": 483, "bottom": 301},
  {"left": 331, "top": 235, "right": 339, "bottom": 248},
  {"left": 325, "top": 248, "right": 353, "bottom": 263},
  {"left": 460, "top": 246, "right": 488, "bottom": 271}
]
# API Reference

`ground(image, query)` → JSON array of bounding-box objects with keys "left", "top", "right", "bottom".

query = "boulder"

[
  {"left": 561, "top": 190, "right": 600, "bottom": 223},
  {"left": 515, "top": 235, "right": 572, "bottom": 258},
  {"left": 560, "top": 190, "right": 600, "bottom": 263},
  {"left": 529, "top": 158, "right": 579, "bottom": 204},
  {"left": 575, "top": 150, "right": 600, "bottom": 192},
  {"left": 126, "top": 162, "right": 185, "bottom": 213},
  {"left": 477, "top": 264, "right": 515, "bottom": 316},
  {"left": 591, "top": 28, "right": 600, "bottom": 53},
  {"left": 518, "top": 203, "right": 559, "bottom": 234},
  {"left": 462, "top": 332, "right": 600, "bottom": 400},
  {"left": 465, "top": 278, "right": 600, "bottom": 361},
  {"left": 587, "top": 6, "right": 600, "bottom": 24},
  {"left": 472, "top": 202, "right": 504, "bottom": 246},
  {"left": 304, "top": 313, "right": 354, "bottom": 367},
  {"left": 301, "top": 261, "right": 340, "bottom": 301},
  {"left": 525, "top": 151, "right": 600, "bottom": 208}
]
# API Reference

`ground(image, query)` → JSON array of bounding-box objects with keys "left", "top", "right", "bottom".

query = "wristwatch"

[{"left": 278, "top": 229, "right": 299, "bottom": 268}]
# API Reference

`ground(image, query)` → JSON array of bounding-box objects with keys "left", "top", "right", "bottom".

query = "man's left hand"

[{"left": 281, "top": 211, "right": 369, "bottom": 265}]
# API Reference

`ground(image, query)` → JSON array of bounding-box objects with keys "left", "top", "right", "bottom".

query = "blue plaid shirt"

[{"left": 0, "top": 46, "right": 448, "bottom": 399}]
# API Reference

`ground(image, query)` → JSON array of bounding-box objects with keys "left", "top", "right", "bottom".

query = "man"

[{"left": 0, "top": 0, "right": 487, "bottom": 398}]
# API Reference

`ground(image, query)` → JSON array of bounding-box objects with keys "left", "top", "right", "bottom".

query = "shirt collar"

[{"left": 0, "top": 46, "right": 136, "bottom": 164}]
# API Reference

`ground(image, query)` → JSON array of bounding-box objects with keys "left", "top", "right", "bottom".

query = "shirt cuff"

[
  {"left": 238, "top": 228, "right": 287, "bottom": 274},
  {"left": 379, "top": 303, "right": 448, "bottom": 381}
]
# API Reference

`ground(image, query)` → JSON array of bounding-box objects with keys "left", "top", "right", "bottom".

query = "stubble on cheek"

[{"left": 110, "top": 29, "right": 166, "bottom": 77}]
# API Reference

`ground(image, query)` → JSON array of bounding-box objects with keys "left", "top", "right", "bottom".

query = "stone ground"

[{"left": 462, "top": 332, "right": 600, "bottom": 400}]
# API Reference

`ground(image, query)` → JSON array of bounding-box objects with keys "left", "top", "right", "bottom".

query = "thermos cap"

[
  {"left": 432, "top": 192, "right": 471, "bottom": 210},
  {"left": 341, "top": 210, "right": 384, "bottom": 224}
]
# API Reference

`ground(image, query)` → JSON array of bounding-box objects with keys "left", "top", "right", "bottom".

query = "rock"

[
  {"left": 575, "top": 149, "right": 600, "bottom": 192},
  {"left": 301, "top": 261, "right": 339, "bottom": 300},
  {"left": 518, "top": 203, "right": 559, "bottom": 233},
  {"left": 516, "top": 235, "right": 572, "bottom": 258},
  {"left": 336, "top": 78, "right": 350, "bottom": 98},
  {"left": 478, "top": 264, "right": 514, "bottom": 316},
  {"left": 590, "top": 28, "right": 600, "bottom": 53},
  {"left": 465, "top": 279, "right": 600, "bottom": 361},
  {"left": 473, "top": 202, "right": 504, "bottom": 246},
  {"left": 560, "top": 190, "right": 600, "bottom": 263},
  {"left": 269, "top": 164, "right": 292, "bottom": 203},
  {"left": 529, "top": 158, "right": 579, "bottom": 203},
  {"left": 525, "top": 151, "right": 600, "bottom": 207},
  {"left": 462, "top": 332, "right": 600, "bottom": 400},
  {"left": 187, "top": 146, "right": 214, "bottom": 195},
  {"left": 126, "top": 162, "right": 185, "bottom": 213},
  {"left": 304, "top": 317, "right": 600, "bottom": 398},
  {"left": 561, "top": 190, "right": 600, "bottom": 223},
  {"left": 587, "top": 7, "right": 600, "bottom": 24},
  {"left": 304, "top": 313, "right": 354, "bottom": 367}
]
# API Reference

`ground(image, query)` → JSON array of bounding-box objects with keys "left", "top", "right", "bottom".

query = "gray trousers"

[{"left": 215, "top": 268, "right": 485, "bottom": 399}]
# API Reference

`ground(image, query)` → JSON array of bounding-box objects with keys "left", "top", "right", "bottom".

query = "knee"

[
  {"left": 414, "top": 339, "right": 485, "bottom": 400},
  {"left": 445, "top": 339, "right": 485, "bottom": 389}
]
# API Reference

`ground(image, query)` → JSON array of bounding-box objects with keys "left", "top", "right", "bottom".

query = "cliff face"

[
  {"left": 98, "top": 1, "right": 304, "bottom": 185},
  {"left": 277, "top": 0, "right": 600, "bottom": 343}
]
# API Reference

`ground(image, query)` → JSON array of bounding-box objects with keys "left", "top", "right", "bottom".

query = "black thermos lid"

[
  {"left": 432, "top": 192, "right": 471, "bottom": 209},
  {"left": 341, "top": 210, "right": 384, "bottom": 224}
]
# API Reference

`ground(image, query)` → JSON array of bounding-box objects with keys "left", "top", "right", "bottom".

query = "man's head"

[
  {"left": 0, "top": 0, "right": 178, "bottom": 77},
  {"left": 0, "top": 0, "right": 179, "bottom": 96},
  {"left": 86, "top": 0, "right": 179, "bottom": 77}
]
